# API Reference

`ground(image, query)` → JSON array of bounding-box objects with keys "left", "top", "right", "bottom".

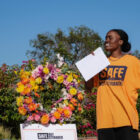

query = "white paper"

[
  {"left": 20, "top": 123, "right": 77, "bottom": 140},
  {"left": 75, "top": 47, "right": 110, "bottom": 81}
]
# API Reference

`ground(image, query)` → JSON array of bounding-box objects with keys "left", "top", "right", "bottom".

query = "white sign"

[
  {"left": 75, "top": 47, "right": 110, "bottom": 81},
  {"left": 20, "top": 123, "right": 77, "bottom": 140}
]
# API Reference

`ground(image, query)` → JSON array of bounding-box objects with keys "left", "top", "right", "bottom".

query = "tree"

[
  {"left": 132, "top": 50, "right": 140, "bottom": 59},
  {"left": 26, "top": 25, "right": 103, "bottom": 66}
]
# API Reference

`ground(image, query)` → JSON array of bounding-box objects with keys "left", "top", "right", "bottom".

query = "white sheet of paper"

[{"left": 75, "top": 47, "right": 110, "bottom": 81}]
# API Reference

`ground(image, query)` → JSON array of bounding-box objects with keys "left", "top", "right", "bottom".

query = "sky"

[{"left": 0, "top": 0, "right": 140, "bottom": 66}]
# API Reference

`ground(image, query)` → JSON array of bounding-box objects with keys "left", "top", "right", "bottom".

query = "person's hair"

[{"left": 109, "top": 29, "right": 131, "bottom": 52}]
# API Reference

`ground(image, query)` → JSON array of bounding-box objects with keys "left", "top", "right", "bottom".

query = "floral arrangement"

[
  {"left": 16, "top": 54, "right": 85, "bottom": 125},
  {"left": 77, "top": 88, "right": 97, "bottom": 137}
]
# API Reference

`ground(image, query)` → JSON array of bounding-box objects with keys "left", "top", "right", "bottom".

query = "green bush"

[{"left": 0, "top": 64, "right": 22, "bottom": 138}]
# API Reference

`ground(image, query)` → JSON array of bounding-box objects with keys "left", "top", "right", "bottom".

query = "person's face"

[{"left": 104, "top": 31, "right": 123, "bottom": 52}]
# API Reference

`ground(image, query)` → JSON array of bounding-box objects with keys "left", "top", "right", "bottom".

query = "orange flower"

[
  {"left": 48, "top": 82, "right": 53, "bottom": 89},
  {"left": 24, "top": 97, "right": 33, "bottom": 104},
  {"left": 30, "top": 77, "right": 35, "bottom": 86},
  {"left": 77, "top": 93, "right": 84, "bottom": 101},
  {"left": 35, "top": 92, "right": 40, "bottom": 98},
  {"left": 68, "top": 104, "right": 75, "bottom": 111},
  {"left": 70, "top": 98, "right": 78, "bottom": 106},
  {"left": 53, "top": 111, "right": 61, "bottom": 119},
  {"left": 28, "top": 103, "right": 37, "bottom": 111},
  {"left": 36, "top": 104, "right": 40, "bottom": 108},
  {"left": 57, "top": 108, "right": 63, "bottom": 114},
  {"left": 41, "top": 114, "right": 49, "bottom": 125},
  {"left": 18, "top": 107, "right": 27, "bottom": 115},
  {"left": 22, "top": 86, "right": 31, "bottom": 95},
  {"left": 78, "top": 103, "right": 82, "bottom": 112},
  {"left": 63, "top": 109, "right": 72, "bottom": 118},
  {"left": 21, "top": 78, "right": 29, "bottom": 85}
]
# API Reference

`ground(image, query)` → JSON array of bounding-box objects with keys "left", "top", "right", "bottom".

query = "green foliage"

[
  {"left": 136, "top": 89, "right": 140, "bottom": 130},
  {"left": 26, "top": 25, "right": 103, "bottom": 66},
  {"left": 77, "top": 87, "right": 97, "bottom": 137},
  {"left": 0, "top": 64, "right": 22, "bottom": 138},
  {"left": 132, "top": 50, "right": 140, "bottom": 59}
]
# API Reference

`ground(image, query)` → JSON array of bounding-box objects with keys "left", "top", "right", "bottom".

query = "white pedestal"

[{"left": 20, "top": 123, "right": 77, "bottom": 140}]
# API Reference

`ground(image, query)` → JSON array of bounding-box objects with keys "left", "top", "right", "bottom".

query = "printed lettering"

[
  {"left": 38, "top": 133, "right": 63, "bottom": 139},
  {"left": 100, "top": 68, "right": 107, "bottom": 78},
  {"left": 99, "top": 66, "right": 127, "bottom": 86},
  {"left": 118, "top": 68, "right": 125, "bottom": 78},
  {"left": 113, "top": 67, "right": 119, "bottom": 78}
]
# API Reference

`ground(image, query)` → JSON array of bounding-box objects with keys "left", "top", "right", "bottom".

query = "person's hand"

[{"left": 91, "top": 51, "right": 94, "bottom": 55}]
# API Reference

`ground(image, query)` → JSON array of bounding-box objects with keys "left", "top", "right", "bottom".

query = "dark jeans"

[{"left": 97, "top": 126, "right": 139, "bottom": 140}]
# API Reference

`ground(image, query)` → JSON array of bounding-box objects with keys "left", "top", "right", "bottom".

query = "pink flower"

[
  {"left": 34, "top": 114, "right": 40, "bottom": 121},
  {"left": 87, "top": 122, "right": 91, "bottom": 127},
  {"left": 63, "top": 80, "right": 69, "bottom": 86},
  {"left": 27, "top": 115, "right": 34, "bottom": 121},
  {"left": 82, "top": 125, "right": 87, "bottom": 128},
  {"left": 93, "top": 131, "right": 98, "bottom": 136},
  {"left": 31, "top": 59, "right": 35, "bottom": 62},
  {"left": 53, "top": 74, "right": 58, "bottom": 80},
  {"left": 66, "top": 94, "right": 72, "bottom": 99},
  {"left": 32, "top": 65, "right": 43, "bottom": 78},
  {"left": 91, "top": 92, "right": 97, "bottom": 95},
  {"left": 56, "top": 68, "right": 61, "bottom": 73},
  {"left": 22, "top": 60, "right": 28, "bottom": 63},
  {"left": 55, "top": 98, "right": 63, "bottom": 104},
  {"left": 86, "top": 130, "right": 92, "bottom": 135},
  {"left": 50, "top": 116, "right": 56, "bottom": 123}
]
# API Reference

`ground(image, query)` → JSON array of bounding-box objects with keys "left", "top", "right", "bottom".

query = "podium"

[{"left": 20, "top": 123, "right": 77, "bottom": 140}]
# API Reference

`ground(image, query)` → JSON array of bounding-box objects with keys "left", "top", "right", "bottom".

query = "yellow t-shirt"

[{"left": 95, "top": 54, "right": 140, "bottom": 130}]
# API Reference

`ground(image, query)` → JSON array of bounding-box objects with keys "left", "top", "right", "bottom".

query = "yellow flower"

[
  {"left": 30, "top": 78, "right": 35, "bottom": 87},
  {"left": 57, "top": 75, "right": 64, "bottom": 84},
  {"left": 16, "top": 96, "right": 24, "bottom": 106},
  {"left": 66, "top": 75, "right": 73, "bottom": 82},
  {"left": 32, "top": 85, "right": 39, "bottom": 91},
  {"left": 20, "top": 70, "right": 30, "bottom": 79},
  {"left": 40, "top": 86, "right": 44, "bottom": 91},
  {"left": 63, "top": 100, "right": 69, "bottom": 105},
  {"left": 14, "top": 71, "right": 17, "bottom": 75},
  {"left": 77, "top": 79, "right": 80, "bottom": 84},
  {"left": 69, "top": 87, "right": 77, "bottom": 96},
  {"left": 43, "top": 67, "right": 49, "bottom": 74},
  {"left": 73, "top": 74, "right": 78, "bottom": 79},
  {"left": 35, "top": 77, "right": 42, "bottom": 84},
  {"left": 16, "top": 83, "right": 25, "bottom": 93}
]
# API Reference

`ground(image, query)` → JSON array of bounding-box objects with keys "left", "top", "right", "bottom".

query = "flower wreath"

[{"left": 16, "top": 54, "right": 84, "bottom": 125}]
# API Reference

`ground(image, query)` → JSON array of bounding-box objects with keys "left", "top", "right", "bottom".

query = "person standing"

[{"left": 86, "top": 29, "right": 140, "bottom": 140}]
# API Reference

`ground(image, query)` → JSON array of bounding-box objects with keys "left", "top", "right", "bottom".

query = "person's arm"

[{"left": 85, "top": 78, "right": 94, "bottom": 92}]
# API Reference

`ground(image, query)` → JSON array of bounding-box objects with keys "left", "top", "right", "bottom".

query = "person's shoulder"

[
  {"left": 124, "top": 54, "right": 139, "bottom": 60},
  {"left": 124, "top": 54, "right": 140, "bottom": 64}
]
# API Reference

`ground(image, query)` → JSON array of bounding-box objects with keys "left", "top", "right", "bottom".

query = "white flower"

[
  {"left": 58, "top": 61, "right": 64, "bottom": 67},
  {"left": 61, "top": 88, "right": 68, "bottom": 99},
  {"left": 44, "top": 73, "right": 51, "bottom": 81},
  {"left": 59, "top": 103, "right": 66, "bottom": 108},
  {"left": 56, "top": 53, "right": 64, "bottom": 67},
  {"left": 38, "top": 103, "right": 44, "bottom": 111},
  {"left": 51, "top": 108, "right": 57, "bottom": 113}
]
